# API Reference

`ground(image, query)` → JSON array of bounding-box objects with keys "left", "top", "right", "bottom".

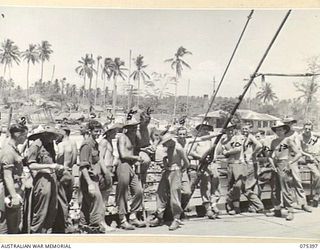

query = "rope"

[
  {"left": 255, "top": 73, "right": 320, "bottom": 78},
  {"left": 205, "top": 9, "right": 292, "bottom": 164},
  {"left": 187, "top": 9, "right": 254, "bottom": 155}
]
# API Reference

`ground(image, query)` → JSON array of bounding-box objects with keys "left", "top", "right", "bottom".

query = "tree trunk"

[
  {"left": 128, "top": 84, "right": 133, "bottom": 110},
  {"left": 3, "top": 63, "right": 7, "bottom": 79},
  {"left": 105, "top": 86, "right": 109, "bottom": 106},
  {"left": 305, "top": 102, "right": 310, "bottom": 120},
  {"left": 88, "top": 75, "right": 93, "bottom": 111},
  {"left": 112, "top": 77, "right": 117, "bottom": 117},
  {"left": 1, "top": 64, "right": 7, "bottom": 98},
  {"left": 51, "top": 65, "right": 55, "bottom": 83},
  {"left": 27, "top": 62, "right": 30, "bottom": 100},
  {"left": 173, "top": 75, "right": 178, "bottom": 120},
  {"left": 40, "top": 60, "right": 44, "bottom": 82},
  {"left": 137, "top": 75, "right": 140, "bottom": 106},
  {"left": 82, "top": 75, "right": 86, "bottom": 104},
  {"left": 186, "top": 79, "right": 190, "bottom": 116},
  {"left": 103, "top": 76, "right": 106, "bottom": 106},
  {"left": 95, "top": 60, "right": 100, "bottom": 106}
]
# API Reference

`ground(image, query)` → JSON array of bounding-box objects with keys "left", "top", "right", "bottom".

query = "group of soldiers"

[{"left": 0, "top": 107, "right": 319, "bottom": 234}]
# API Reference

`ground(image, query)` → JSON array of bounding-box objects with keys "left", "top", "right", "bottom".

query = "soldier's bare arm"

[
  {"left": 288, "top": 138, "right": 302, "bottom": 165},
  {"left": 249, "top": 134, "right": 262, "bottom": 157}
]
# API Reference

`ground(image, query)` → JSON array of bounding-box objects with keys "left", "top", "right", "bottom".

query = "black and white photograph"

[{"left": 0, "top": 6, "right": 319, "bottom": 241}]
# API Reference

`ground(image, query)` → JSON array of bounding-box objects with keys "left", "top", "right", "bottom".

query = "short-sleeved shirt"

[
  {"left": 27, "top": 139, "right": 56, "bottom": 175},
  {"left": 79, "top": 137, "right": 99, "bottom": 171},
  {"left": 0, "top": 144, "right": 23, "bottom": 181},
  {"left": 0, "top": 142, "right": 24, "bottom": 189}
]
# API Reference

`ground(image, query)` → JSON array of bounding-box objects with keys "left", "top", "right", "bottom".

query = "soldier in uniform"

[
  {"left": 78, "top": 121, "right": 111, "bottom": 233},
  {"left": 255, "top": 130, "right": 279, "bottom": 204},
  {"left": 149, "top": 133, "right": 189, "bottom": 231},
  {"left": 27, "top": 126, "right": 64, "bottom": 233},
  {"left": 298, "top": 121, "right": 320, "bottom": 207},
  {"left": 175, "top": 126, "right": 194, "bottom": 212},
  {"left": 116, "top": 118, "right": 146, "bottom": 230},
  {"left": 283, "top": 117, "right": 312, "bottom": 213},
  {"left": 267, "top": 121, "right": 302, "bottom": 221},
  {"left": 0, "top": 124, "right": 28, "bottom": 233},
  {"left": 217, "top": 123, "right": 263, "bottom": 215},
  {"left": 241, "top": 124, "right": 264, "bottom": 213}
]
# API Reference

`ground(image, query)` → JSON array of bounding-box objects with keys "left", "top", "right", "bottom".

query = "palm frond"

[
  {"left": 164, "top": 58, "right": 174, "bottom": 63},
  {"left": 180, "top": 59, "right": 191, "bottom": 69}
]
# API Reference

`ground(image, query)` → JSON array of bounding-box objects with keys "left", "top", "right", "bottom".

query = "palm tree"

[
  {"left": 256, "top": 82, "right": 278, "bottom": 103},
  {"left": 79, "top": 85, "right": 85, "bottom": 102},
  {"left": 0, "top": 77, "right": 8, "bottom": 98},
  {"left": 96, "top": 87, "right": 102, "bottom": 104},
  {"left": 108, "top": 58, "right": 127, "bottom": 116},
  {"left": 65, "top": 83, "right": 70, "bottom": 97},
  {"left": 53, "top": 79, "right": 61, "bottom": 94},
  {"left": 101, "top": 57, "right": 114, "bottom": 106},
  {"left": 165, "top": 46, "right": 192, "bottom": 118},
  {"left": 294, "top": 78, "right": 319, "bottom": 118},
  {"left": 7, "top": 78, "right": 14, "bottom": 96},
  {"left": 243, "top": 78, "right": 257, "bottom": 110},
  {"left": 37, "top": 41, "right": 53, "bottom": 82},
  {"left": 130, "top": 54, "right": 150, "bottom": 106},
  {"left": 70, "top": 84, "right": 77, "bottom": 98},
  {"left": 94, "top": 55, "right": 102, "bottom": 106},
  {"left": 0, "top": 39, "right": 20, "bottom": 79},
  {"left": 75, "top": 54, "right": 95, "bottom": 102},
  {"left": 86, "top": 54, "right": 96, "bottom": 109},
  {"left": 21, "top": 43, "right": 39, "bottom": 99}
]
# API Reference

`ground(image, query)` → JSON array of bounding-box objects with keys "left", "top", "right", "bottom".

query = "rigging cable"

[
  {"left": 184, "top": 10, "right": 292, "bottom": 207},
  {"left": 187, "top": 9, "right": 254, "bottom": 155}
]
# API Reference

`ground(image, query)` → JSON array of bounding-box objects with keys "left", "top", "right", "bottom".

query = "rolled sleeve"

[{"left": 2, "top": 153, "right": 15, "bottom": 170}]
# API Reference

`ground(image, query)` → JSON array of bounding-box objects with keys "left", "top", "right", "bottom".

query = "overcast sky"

[{"left": 0, "top": 7, "right": 319, "bottom": 99}]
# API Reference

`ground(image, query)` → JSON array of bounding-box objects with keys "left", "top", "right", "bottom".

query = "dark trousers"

[
  {"left": 200, "top": 163, "right": 221, "bottom": 209},
  {"left": 96, "top": 165, "right": 113, "bottom": 207},
  {"left": 0, "top": 211, "right": 6, "bottom": 234},
  {"left": 181, "top": 171, "right": 191, "bottom": 210},
  {"left": 156, "top": 169, "right": 183, "bottom": 220},
  {"left": 181, "top": 168, "right": 198, "bottom": 210},
  {"left": 138, "top": 151, "right": 152, "bottom": 186},
  {"left": 116, "top": 162, "right": 143, "bottom": 221},
  {"left": 0, "top": 182, "right": 24, "bottom": 234},
  {"left": 227, "top": 163, "right": 264, "bottom": 211},
  {"left": 291, "top": 162, "right": 307, "bottom": 206},
  {"left": 0, "top": 182, "right": 7, "bottom": 234},
  {"left": 53, "top": 171, "right": 74, "bottom": 233},
  {"left": 307, "top": 163, "right": 320, "bottom": 199},
  {"left": 31, "top": 173, "right": 57, "bottom": 233},
  {"left": 79, "top": 175, "right": 104, "bottom": 227}
]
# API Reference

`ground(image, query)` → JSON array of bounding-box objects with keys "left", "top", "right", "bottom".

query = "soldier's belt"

[
  {"left": 164, "top": 165, "right": 180, "bottom": 171},
  {"left": 274, "top": 158, "right": 289, "bottom": 162},
  {"left": 227, "top": 160, "right": 244, "bottom": 164}
]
